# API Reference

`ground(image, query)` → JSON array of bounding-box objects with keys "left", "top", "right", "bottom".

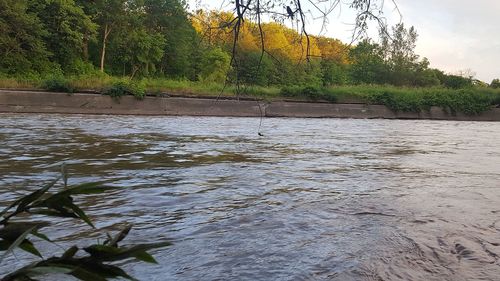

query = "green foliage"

[
  {"left": 104, "top": 80, "right": 146, "bottom": 99},
  {"left": 31, "top": 0, "right": 97, "bottom": 72},
  {"left": 349, "top": 40, "right": 388, "bottom": 85},
  {"left": 440, "top": 74, "right": 473, "bottom": 89},
  {"left": 1, "top": 0, "right": 494, "bottom": 95},
  {"left": 0, "top": 0, "right": 52, "bottom": 75},
  {"left": 329, "top": 85, "right": 498, "bottom": 115},
  {"left": 490, "top": 79, "right": 500, "bottom": 89},
  {"left": 115, "top": 29, "right": 166, "bottom": 78},
  {"left": 198, "top": 48, "right": 231, "bottom": 83},
  {"left": 0, "top": 168, "right": 170, "bottom": 280},
  {"left": 146, "top": 0, "right": 199, "bottom": 79},
  {"left": 66, "top": 59, "right": 100, "bottom": 76},
  {"left": 321, "top": 60, "right": 349, "bottom": 86},
  {"left": 234, "top": 51, "right": 273, "bottom": 86},
  {"left": 0, "top": 0, "right": 497, "bottom": 108},
  {"left": 381, "top": 23, "right": 420, "bottom": 84},
  {"left": 413, "top": 65, "right": 440, "bottom": 87},
  {"left": 41, "top": 76, "right": 75, "bottom": 93},
  {"left": 280, "top": 86, "right": 337, "bottom": 102}
]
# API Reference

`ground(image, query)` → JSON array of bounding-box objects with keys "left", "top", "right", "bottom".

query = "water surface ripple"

[{"left": 1, "top": 114, "right": 499, "bottom": 280}]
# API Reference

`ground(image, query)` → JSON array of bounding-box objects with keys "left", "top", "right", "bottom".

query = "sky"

[{"left": 189, "top": 0, "right": 499, "bottom": 82}]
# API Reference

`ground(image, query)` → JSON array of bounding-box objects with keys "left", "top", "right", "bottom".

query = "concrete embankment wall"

[{"left": 1, "top": 90, "right": 500, "bottom": 121}]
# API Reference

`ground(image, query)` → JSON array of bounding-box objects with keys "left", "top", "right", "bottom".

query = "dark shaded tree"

[{"left": 0, "top": 0, "right": 51, "bottom": 75}]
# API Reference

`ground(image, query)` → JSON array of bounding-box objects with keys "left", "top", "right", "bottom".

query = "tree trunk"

[
  {"left": 83, "top": 33, "right": 89, "bottom": 61},
  {"left": 100, "top": 24, "right": 111, "bottom": 72},
  {"left": 130, "top": 65, "right": 139, "bottom": 79}
]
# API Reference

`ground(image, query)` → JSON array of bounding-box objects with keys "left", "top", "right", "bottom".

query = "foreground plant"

[{"left": 0, "top": 169, "right": 170, "bottom": 280}]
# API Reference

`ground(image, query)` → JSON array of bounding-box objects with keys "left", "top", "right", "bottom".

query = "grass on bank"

[{"left": 0, "top": 75, "right": 499, "bottom": 115}]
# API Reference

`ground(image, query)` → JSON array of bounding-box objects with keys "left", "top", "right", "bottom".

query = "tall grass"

[{"left": 0, "top": 77, "right": 38, "bottom": 89}]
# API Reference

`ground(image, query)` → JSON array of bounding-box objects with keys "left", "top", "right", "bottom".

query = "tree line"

[{"left": 1, "top": 0, "right": 498, "bottom": 89}]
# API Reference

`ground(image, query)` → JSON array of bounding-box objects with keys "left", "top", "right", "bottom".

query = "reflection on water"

[{"left": 1, "top": 114, "right": 500, "bottom": 280}]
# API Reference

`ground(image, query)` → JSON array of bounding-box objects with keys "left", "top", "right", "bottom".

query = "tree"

[
  {"left": 143, "top": 0, "right": 199, "bottom": 78},
  {"left": 191, "top": 0, "right": 400, "bottom": 86},
  {"left": 349, "top": 39, "right": 387, "bottom": 84},
  {"left": 412, "top": 58, "right": 440, "bottom": 87},
  {"left": 490, "top": 79, "right": 500, "bottom": 89},
  {"left": 442, "top": 74, "right": 473, "bottom": 89},
  {"left": 0, "top": 0, "right": 51, "bottom": 76},
  {"left": 31, "top": 0, "right": 97, "bottom": 73},
  {"left": 235, "top": 51, "right": 273, "bottom": 86},
  {"left": 92, "top": 0, "right": 127, "bottom": 72},
  {"left": 225, "top": 0, "right": 399, "bottom": 60},
  {"left": 122, "top": 29, "right": 166, "bottom": 78},
  {"left": 198, "top": 47, "right": 231, "bottom": 83},
  {"left": 321, "top": 60, "right": 349, "bottom": 86},
  {"left": 380, "top": 23, "right": 419, "bottom": 85}
]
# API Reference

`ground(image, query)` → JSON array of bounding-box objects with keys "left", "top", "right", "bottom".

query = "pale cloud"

[{"left": 394, "top": 0, "right": 500, "bottom": 82}]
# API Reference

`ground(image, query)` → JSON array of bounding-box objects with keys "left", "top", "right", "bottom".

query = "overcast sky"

[
  {"left": 190, "top": 0, "right": 499, "bottom": 82},
  {"left": 393, "top": 0, "right": 499, "bottom": 82}
]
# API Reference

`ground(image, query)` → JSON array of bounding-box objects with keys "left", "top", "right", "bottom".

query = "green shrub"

[
  {"left": 66, "top": 59, "right": 99, "bottom": 76},
  {"left": 280, "top": 86, "right": 337, "bottom": 102},
  {"left": 103, "top": 80, "right": 146, "bottom": 100},
  {"left": 301, "top": 86, "right": 322, "bottom": 100},
  {"left": 41, "top": 76, "right": 75, "bottom": 93},
  {"left": 492, "top": 93, "right": 500, "bottom": 106},
  {"left": 355, "top": 87, "right": 495, "bottom": 115},
  {"left": 491, "top": 79, "right": 500, "bottom": 89},
  {"left": 104, "top": 81, "right": 128, "bottom": 98},
  {"left": 280, "top": 86, "right": 301, "bottom": 98}
]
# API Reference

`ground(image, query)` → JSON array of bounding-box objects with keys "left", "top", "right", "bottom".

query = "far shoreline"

[{"left": 1, "top": 89, "right": 500, "bottom": 121}]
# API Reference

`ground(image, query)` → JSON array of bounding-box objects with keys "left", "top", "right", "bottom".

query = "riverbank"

[
  {"left": 2, "top": 89, "right": 500, "bottom": 121},
  {"left": 2, "top": 77, "right": 500, "bottom": 115}
]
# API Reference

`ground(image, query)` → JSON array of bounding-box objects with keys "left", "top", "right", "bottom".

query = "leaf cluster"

[{"left": 0, "top": 167, "right": 170, "bottom": 281}]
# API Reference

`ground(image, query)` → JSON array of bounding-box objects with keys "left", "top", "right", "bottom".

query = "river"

[{"left": 1, "top": 114, "right": 499, "bottom": 280}]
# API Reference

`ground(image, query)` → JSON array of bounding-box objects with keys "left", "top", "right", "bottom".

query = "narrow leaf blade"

[
  {"left": 0, "top": 226, "right": 36, "bottom": 263},
  {"left": 19, "top": 239, "right": 43, "bottom": 258},
  {"left": 133, "top": 251, "right": 157, "bottom": 264}
]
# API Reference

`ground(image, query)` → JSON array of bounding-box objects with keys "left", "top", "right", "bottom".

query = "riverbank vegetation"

[
  {"left": 0, "top": 0, "right": 499, "bottom": 114},
  {"left": 0, "top": 168, "right": 170, "bottom": 280}
]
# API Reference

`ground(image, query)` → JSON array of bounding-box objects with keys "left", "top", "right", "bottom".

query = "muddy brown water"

[{"left": 0, "top": 114, "right": 499, "bottom": 280}]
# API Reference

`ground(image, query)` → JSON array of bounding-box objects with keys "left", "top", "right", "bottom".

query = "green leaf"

[
  {"left": 0, "top": 240, "right": 9, "bottom": 251},
  {"left": 55, "top": 182, "right": 115, "bottom": 197},
  {"left": 72, "top": 262, "right": 137, "bottom": 281},
  {"left": 25, "top": 266, "right": 73, "bottom": 275},
  {"left": 31, "top": 231, "right": 52, "bottom": 243},
  {"left": 61, "top": 246, "right": 79, "bottom": 259},
  {"left": 84, "top": 242, "right": 171, "bottom": 262},
  {"left": 19, "top": 239, "right": 43, "bottom": 258},
  {"left": 0, "top": 176, "right": 59, "bottom": 220},
  {"left": 0, "top": 198, "right": 22, "bottom": 220},
  {"left": 35, "top": 259, "right": 137, "bottom": 281},
  {"left": 0, "top": 222, "right": 49, "bottom": 241},
  {"left": 133, "top": 251, "right": 157, "bottom": 264},
  {"left": 0, "top": 226, "right": 36, "bottom": 263},
  {"left": 106, "top": 224, "right": 132, "bottom": 246},
  {"left": 15, "top": 177, "right": 61, "bottom": 214},
  {"left": 28, "top": 209, "right": 77, "bottom": 219},
  {"left": 70, "top": 267, "right": 108, "bottom": 281},
  {"left": 67, "top": 202, "right": 94, "bottom": 228}
]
